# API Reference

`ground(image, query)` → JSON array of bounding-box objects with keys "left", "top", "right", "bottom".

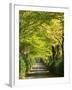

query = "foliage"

[
  {"left": 48, "top": 59, "right": 64, "bottom": 76},
  {"left": 19, "top": 54, "right": 26, "bottom": 79},
  {"left": 19, "top": 10, "right": 64, "bottom": 78}
]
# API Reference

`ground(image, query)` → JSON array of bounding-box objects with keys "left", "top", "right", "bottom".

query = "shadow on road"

[{"left": 26, "top": 61, "right": 56, "bottom": 79}]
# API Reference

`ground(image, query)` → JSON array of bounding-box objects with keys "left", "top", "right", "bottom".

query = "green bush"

[
  {"left": 48, "top": 60, "right": 55, "bottom": 73},
  {"left": 55, "top": 60, "right": 64, "bottom": 76},
  {"left": 22, "top": 56, "right": 36, "bottom": 74},
  {"left": 48, "top": 58, "right": 64, "bottom": 77},
  {"left": 19, "top": 55, "right": 26, "bottom": 79},
  {"left": 25, "top": 58, "right": 31, "bottom": 72}
]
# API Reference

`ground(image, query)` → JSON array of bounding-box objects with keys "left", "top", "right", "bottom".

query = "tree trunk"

[
  {"left": 52, "top": 46, "right": 55, "bottom": 61},
  {"left": 56, "top": 45, "right": 60, "bottom": 60}
]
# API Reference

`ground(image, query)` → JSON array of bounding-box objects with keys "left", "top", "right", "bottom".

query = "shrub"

[
  {"left": 48, "top": 60, "right": 55, "bottom": 73},
  {"left": 48, "top": 58, "right": 64, "bottom": 77},
  {"left": 19, "top": 55, "right": 26, "bottom": 79},
  {"left": 55, "top": 60, "right": 64, "bottom": 76}
]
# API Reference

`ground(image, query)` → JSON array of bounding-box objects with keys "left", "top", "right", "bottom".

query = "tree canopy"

[{"left": 19, "top": 11, "right": 64, "bottom": 59}]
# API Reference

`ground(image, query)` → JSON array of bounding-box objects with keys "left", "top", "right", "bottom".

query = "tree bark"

[
  {"left": 52, "top": 46, "right": 55, "bottom": 61},
  {"left": 56, "top": 44, "right": 60, "bottom": 60}
]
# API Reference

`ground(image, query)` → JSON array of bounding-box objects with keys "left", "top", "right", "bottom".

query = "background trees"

[{"left": 19, "top": 10, "right": 64, "bottom": 79}]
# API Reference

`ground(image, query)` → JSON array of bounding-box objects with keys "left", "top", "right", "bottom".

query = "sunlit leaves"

[{"left": 19, "top": 10, "right": 64, "bottom": 60}]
